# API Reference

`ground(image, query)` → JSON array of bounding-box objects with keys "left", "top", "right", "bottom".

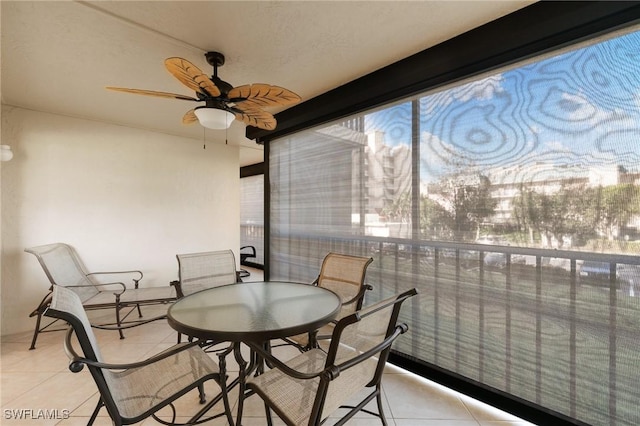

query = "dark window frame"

[
  {"left": 247, "top": 2, "right": 640, "bottom": 145},
  {"left": 255, "top": 3, "right": 640, "bottom": 425}
]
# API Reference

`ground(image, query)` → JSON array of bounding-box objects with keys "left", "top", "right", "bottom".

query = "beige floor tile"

[
  {"left": 325, "top": 385, "right": 392, "bottom": 420},
  {"left": 1, "top": 371, "right": 58, "bottom": 405},
  {"left": 1, "top": 294, "right": 534, "bottom": 426},
  {"left": 69, "top": 392, "right": 106, "bottom": 417},
  {"left": 1, "top": 342, "right": 69, "bottom": 373},
  {"left": 2, "top": 327, "right": 65, "bottom": 347},
  {"left": 462, "top": 396, "right": 535, "bottom": 424},
  {"left": 383, "top": 373, "right": 474, "bottom": 420},
  {"left": 56, "top": 417, "right": 114, "bottom": 425},
  {"left": 2, "top": 370, "right": 97, "bottom": 417}
]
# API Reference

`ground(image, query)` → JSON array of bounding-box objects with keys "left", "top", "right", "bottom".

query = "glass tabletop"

[{"left": 167, "top": 281, "right": 342, "bottom": 342}]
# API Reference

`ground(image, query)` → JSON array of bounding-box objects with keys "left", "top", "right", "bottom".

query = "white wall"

[{"left": 1, "top": 106, "right": 240, "bottom": 335}]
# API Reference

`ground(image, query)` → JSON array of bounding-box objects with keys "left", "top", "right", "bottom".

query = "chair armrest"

[
  {"left": 169, "top": 280, "right": 184, "bottom": 298},
  {"left": 246, "top": 342, "right": 326, "bottom": 380},
  {"left": 327, "top": 324, "right": 407, "bottom": 380},
  {"left": 29, "top": 292, "right": 53, "bottom": 317},
  {"left": 342, "top": 283, "right": 373, "bottom": 307},
  {"left": 87, "top": 270, "right": 144, "bottom": 288},
  {"left": 240, "top": 245, "right": 256, "bottom": 257},
  {"left": 64, "top": 282, "right": 127, "bottom": 296},
  {"left": 249, "top": 324, "right": 408, "bottom": 382},
  {"left": 63, "top": 328, "right": 199, "bottom": 372}
]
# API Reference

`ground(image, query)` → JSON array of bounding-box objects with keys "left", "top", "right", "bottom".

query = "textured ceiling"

[{"left": 1, "top": 1, "right": 534, "bottom": 166}]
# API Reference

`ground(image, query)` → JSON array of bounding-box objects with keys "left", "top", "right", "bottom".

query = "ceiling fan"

[{"left": 106, "top": 51, "right": 301, "bottom": 131}]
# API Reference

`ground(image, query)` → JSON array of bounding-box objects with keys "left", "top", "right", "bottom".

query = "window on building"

[{"left": 269, "top": 26, "right": 640, "bottom": 426}]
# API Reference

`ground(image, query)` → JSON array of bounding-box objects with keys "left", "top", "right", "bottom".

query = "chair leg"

[
  {"left": 376, "top": 385, "right": 388, "bottom": 426},
  {"left": 217, "top": 354, "right": 235, "bottom": 426},
  {"left": 197, "top": 383, "right": 206, "bottom": 404},
  {"left": 29, "top": 293, "right": 52, "bottom": 350},
  {"left": 234, "top": 343, "right": 248, "bottom": 426},
  {"left": 87, "top": 398, "right": 104, "bottom": 426},
  {"left": 29, "top": 311, "right": 43, "bottom": 350},
  {"left": 115, "top": 305, "right": 125, "bottom": 340},
  {"left": 264, "top": 402, "right": 273, "bottom": 426}
]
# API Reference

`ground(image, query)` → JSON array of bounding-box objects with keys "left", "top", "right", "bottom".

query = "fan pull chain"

[{"left": 203, "top": 127, "right": 206, "bottom": 150}]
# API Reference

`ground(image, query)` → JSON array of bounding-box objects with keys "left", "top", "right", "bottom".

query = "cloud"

[
  {"left": 455, "top": 75, "right": 505, "bottom": 102},
  {"left": 420, "top": 130, "right": 481, "bottom": 180},
  {"left": 421, "top": 74, "right": 505, "bottom": 115},
  {"left": 543, "top": 140, "right": 572, "bottom": 153}
]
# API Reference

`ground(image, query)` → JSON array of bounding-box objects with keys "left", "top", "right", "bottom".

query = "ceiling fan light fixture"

[{"left": 194, "top": 107, "right": 235, "bottom": 130}]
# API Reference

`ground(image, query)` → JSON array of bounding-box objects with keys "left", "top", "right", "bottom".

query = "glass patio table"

[{"left": 167, "top": 281, "right": 341, "bottom": 424}]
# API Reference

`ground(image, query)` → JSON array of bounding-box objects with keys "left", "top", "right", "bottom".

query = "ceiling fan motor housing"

[{"left": 205, "top": 51, "right": 225, "bottom": 68}]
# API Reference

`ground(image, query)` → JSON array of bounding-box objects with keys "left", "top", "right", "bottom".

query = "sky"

[{"left": 365, "top": 27, "right": 640, "bottom": 184}]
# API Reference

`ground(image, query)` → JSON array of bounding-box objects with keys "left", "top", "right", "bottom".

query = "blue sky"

[{"left": 365, "top": 28, "right": 640, "bottom": 183}]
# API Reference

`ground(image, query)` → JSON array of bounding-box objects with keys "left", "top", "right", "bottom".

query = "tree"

[
  {"left": 420, "top": 195, "right": 453, "bottom": 239},
  {"left": 427, "top": 173, "right": 497, "bottom": 241},
  {"left": 512, "top": 182, "right": 607, "bottom": 248},
  {"left": 592, "top": 184, "right": 640, "bottom": 240},
  {"left": 381, "top": 190, "right": 412, "bottom": 235}
]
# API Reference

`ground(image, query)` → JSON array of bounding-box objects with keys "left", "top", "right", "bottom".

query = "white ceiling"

[{"left": 1, "top": 1, "right": 534, "bottom": 166}]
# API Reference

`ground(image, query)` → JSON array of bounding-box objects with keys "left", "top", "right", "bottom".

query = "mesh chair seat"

[
  {"left": 105, "top": 344, "right": 219, "bottom": 419},
  {"left": 248, "top": 346, "right": 379, "bottom": 425}
]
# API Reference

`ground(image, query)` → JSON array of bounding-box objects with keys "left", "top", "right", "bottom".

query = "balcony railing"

[{"left": 269, "top": 231, "right": 640, "bottom": 426}]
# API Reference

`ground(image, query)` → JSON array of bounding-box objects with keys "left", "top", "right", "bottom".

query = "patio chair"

[
  {"left": 246, "top": 288, "right": 417, "bottom": 426},
  {"left": 172, "top": 249, "right": 240, "bottom": 347},
  {"left": 239, "top": 245, "right": 257, "bottom": 278},
  {"left": 172, "top": 249, "right": 240, "bottom": 298},
  {"left": 280, "top": 252, "right": 374, "bottom": 351},
  {"left": 26, "top": 243, "right": 176, "bottom": 349},
  {"left": 44, "top": 285, "right": 234, "bottom": 426}
]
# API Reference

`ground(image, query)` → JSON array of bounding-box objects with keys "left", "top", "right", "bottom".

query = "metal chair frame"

[
  {"left": 246, "top": 288, "right": 417, "bottom": 426},
  {"left": 280, "top": 252, "right": 374, "bottom": 351},
  {"left": 172, "top": 249, "right": 241, "bottom": 298},
  {"left": 171, "top": 250, "right": 241, "bottom": 354},
  {"left": 44, "top": 285, "right": 235, "bottom": 426},
  {"left": 239, "top": 245, "right": 257, "bottom": 278}
]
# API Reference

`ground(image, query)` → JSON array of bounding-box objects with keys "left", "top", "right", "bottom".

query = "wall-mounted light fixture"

[{"left": 1, "top": 145, "right": 13, "bottom": 162}]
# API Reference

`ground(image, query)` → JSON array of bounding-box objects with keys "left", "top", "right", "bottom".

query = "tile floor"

[{"left": 1, "top": 269, "right": 536, "bottom": 425}]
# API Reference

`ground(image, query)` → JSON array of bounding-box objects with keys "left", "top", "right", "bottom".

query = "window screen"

[
  {"left": 240, "top": 174, "right": 264, "bottom": 266},
  {"left": 269, "top": 28, "right": 640, "bottom": 425}
]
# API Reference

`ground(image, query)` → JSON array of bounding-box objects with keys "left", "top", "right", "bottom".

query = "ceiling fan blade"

[
  {"left": 233, "top": 108, "right": 277, "bottom": 131},
  {"left": 228, "top": 84, "right": 301, "bottom": 109},
  {"left": 106, "top": 87, "right": 199, "bottom": 101},
  {"left": 182, "top": 109, "right": 198, "bottom": 125},
  {"left": 165, "top": 57, "right": 221, "bottom": 98}
]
